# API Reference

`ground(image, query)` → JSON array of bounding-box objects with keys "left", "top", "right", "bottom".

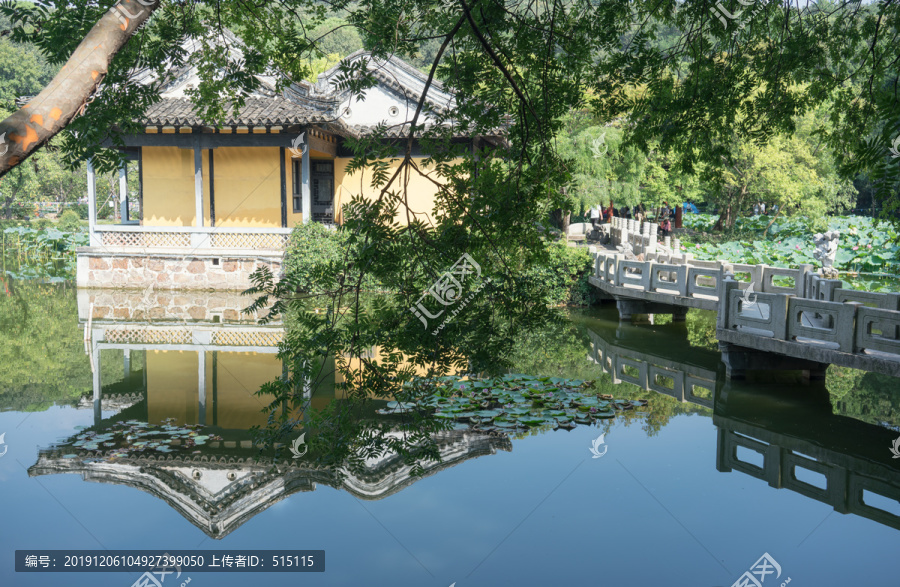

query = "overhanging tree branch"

[{"left": 0, "top": 0, "right": 161, "bottom": 178}]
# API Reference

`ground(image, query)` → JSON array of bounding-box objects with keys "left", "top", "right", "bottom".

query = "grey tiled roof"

[
  {"left": 349, "top": 124, "right": 506, "bottom": 139},
  {"left": 142, "top": 96, "right": 340, "bottom": 127}
]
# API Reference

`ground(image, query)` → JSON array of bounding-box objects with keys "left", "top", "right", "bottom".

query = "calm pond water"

[{"left": 2, "top": 280, "right": 900, "bottom": 586}]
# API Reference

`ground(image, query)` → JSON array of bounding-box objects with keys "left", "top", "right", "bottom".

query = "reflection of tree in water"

[
  {"left": 504, "top": 310, "right": 709, "bottom": 438},
  {"left": 0, "top": 280, "right": 128, "bottom": 412},
  {"left": 828, "top": 366, "right": 900, "bottom": 429},
  {"left": 0, "top": 276, "right": 29, "bottom": 334},
  {"left": 684, "top": 310, "right": 719, "bottom": 352},
  {"left": 271, "top": 396, "right": 453, "bottom": 482}
]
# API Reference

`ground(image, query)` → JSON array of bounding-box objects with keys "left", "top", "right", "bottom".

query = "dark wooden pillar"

[
  {"left": 280, "top": 146, "right": 287, "bottom": 227},
  {"left": 137, "top": 148, "right": 143, "bottom": 224},
  {"left": 209, "top": 148, "right": 215, "bottom": 227}
]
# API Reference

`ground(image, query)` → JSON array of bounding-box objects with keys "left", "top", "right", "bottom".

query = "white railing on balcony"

[{"left": 90, "top": 225, "right": 292, "bottom": 251}]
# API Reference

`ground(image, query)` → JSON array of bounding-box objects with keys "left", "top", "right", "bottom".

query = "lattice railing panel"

[
  {"left": 211, "top": 330, "right": 283, "bottom": 347},
  {"left": 208, "top": 232, "right": 289, "bottom": 250},
  {"left": 104, "top": 328, "right": 192, "bottom": 345},
  {"left": 100, "top": 232, "right": 191, "bottom": 248}
]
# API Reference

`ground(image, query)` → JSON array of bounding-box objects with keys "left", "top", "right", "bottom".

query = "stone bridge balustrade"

[
  {"left": 590, "top": 248, "right": 900, "bottom": 378},
  {"left": 717, "top": 272, "right": 900, "bottom": 378}
]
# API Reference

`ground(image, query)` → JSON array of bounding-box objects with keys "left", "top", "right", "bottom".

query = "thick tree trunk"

[
  {"left": 762, "top": 208, "right": 782, "bottom": 237},
  {"left": 0, "top": 0, "right": 161, "bottom": 177},
  {"left": 713, "top": 205, "right": 732, "bottom": 231},
  {"left": 713, "top": 186, "right": 747, "bottom": 231},
  {"left": 549, "top": 209, "right": 571, "bottom": 233}
]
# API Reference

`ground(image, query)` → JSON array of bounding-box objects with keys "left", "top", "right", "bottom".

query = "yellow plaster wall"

[
  {"left": 141, "top": 146, "right": 284, "bottom": 227},
  {"left": 334, "top": 157, "right": 448, "bottom": 225},
  {"left": 142, "top": 147, "right": 209, "bottom": 227},
  {"left": 141, "top": 145, "right": 452, "bottom": 228},
  {"left": 212, "top": 147, "right": 282, "bottom": 227}
]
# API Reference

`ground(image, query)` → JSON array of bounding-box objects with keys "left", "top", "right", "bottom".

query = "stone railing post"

[
  {"left": 798, "top": 263, "right": 814, "bottom": 298},
  {"left": 717, "top": 272, "right": 739, "bottom": 329},
  {"left": 845, "top": 300, "right": 862, "bottom": 354},
  {"left": 750, "top": 264, "right": 765, "bottom": 291},
  {"left": 643, "top": 261, "right": 654, "bottom": 291}
]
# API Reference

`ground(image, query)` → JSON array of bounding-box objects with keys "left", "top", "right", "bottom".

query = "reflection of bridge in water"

[
  {"left": 27, "top": 289, "right": 512, "bottom": 539},
  {"left": 586, "top": 319, "right": 900, "bottom": 531}
]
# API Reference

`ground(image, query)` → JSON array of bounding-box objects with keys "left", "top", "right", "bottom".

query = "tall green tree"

[{"left": 703, "top": 108, "right": 855, "bottom": 231}]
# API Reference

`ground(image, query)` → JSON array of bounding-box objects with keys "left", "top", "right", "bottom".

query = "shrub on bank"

[
  {"left": 525, "top": 243, "right": 600, "bottom": 307},
  {"left": 283, "top": 223, "right": 599, "bottom": 306},
  {"left": 283, "top": 222, "right": 348, "bottom": 291},
  {"left": 58, "top": 210, "right": 82, "bottom": 232}
]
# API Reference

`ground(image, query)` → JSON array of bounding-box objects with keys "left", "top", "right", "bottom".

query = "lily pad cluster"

[
  {"left": 62, "top": 418, "right": 223, "bottom": 460},
  {"left": 378, "top": 374, "right": 647, "bottom": 433}
]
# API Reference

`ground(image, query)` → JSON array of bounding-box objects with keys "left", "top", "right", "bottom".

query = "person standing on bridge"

[
  {"left": 589, "top": 206, "right": 601, "bottom": 231},
  {"left": 660, "top": 216, "right": 672, "bottom": 238}
]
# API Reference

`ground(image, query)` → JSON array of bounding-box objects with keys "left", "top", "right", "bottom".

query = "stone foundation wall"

[
  {"left": 76, "top": 288, "right": 276, "bottom": 323},
  {"left": 76, "top": 250, "right": 282, "bottom": 291}
]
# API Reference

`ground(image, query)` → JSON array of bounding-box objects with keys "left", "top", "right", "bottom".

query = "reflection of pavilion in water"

[
  {"left": 28, "top": 290, "right": 511, "bottom": 539},
  {"left": 77, "top": 288, "right": 287, "bottom": 429},
  {"left": 587, "top": 318, "right": 900, "bottom": 531}
]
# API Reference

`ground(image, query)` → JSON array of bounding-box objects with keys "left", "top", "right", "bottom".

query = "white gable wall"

[{"left": 339, "top": 85, "right": 440, "bottom": 127}]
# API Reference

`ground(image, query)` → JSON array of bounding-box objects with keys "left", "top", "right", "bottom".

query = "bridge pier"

[
  {"left": 718, "top": 342, "right": 829, "bottom": 380},
  {"left": 615, "top": 299, "right": 688, "bottom": 323}
]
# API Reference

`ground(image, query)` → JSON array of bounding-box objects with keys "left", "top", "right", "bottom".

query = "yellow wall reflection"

[{"left": 147, "top": 351, "right": 284, "bottom": 429}]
